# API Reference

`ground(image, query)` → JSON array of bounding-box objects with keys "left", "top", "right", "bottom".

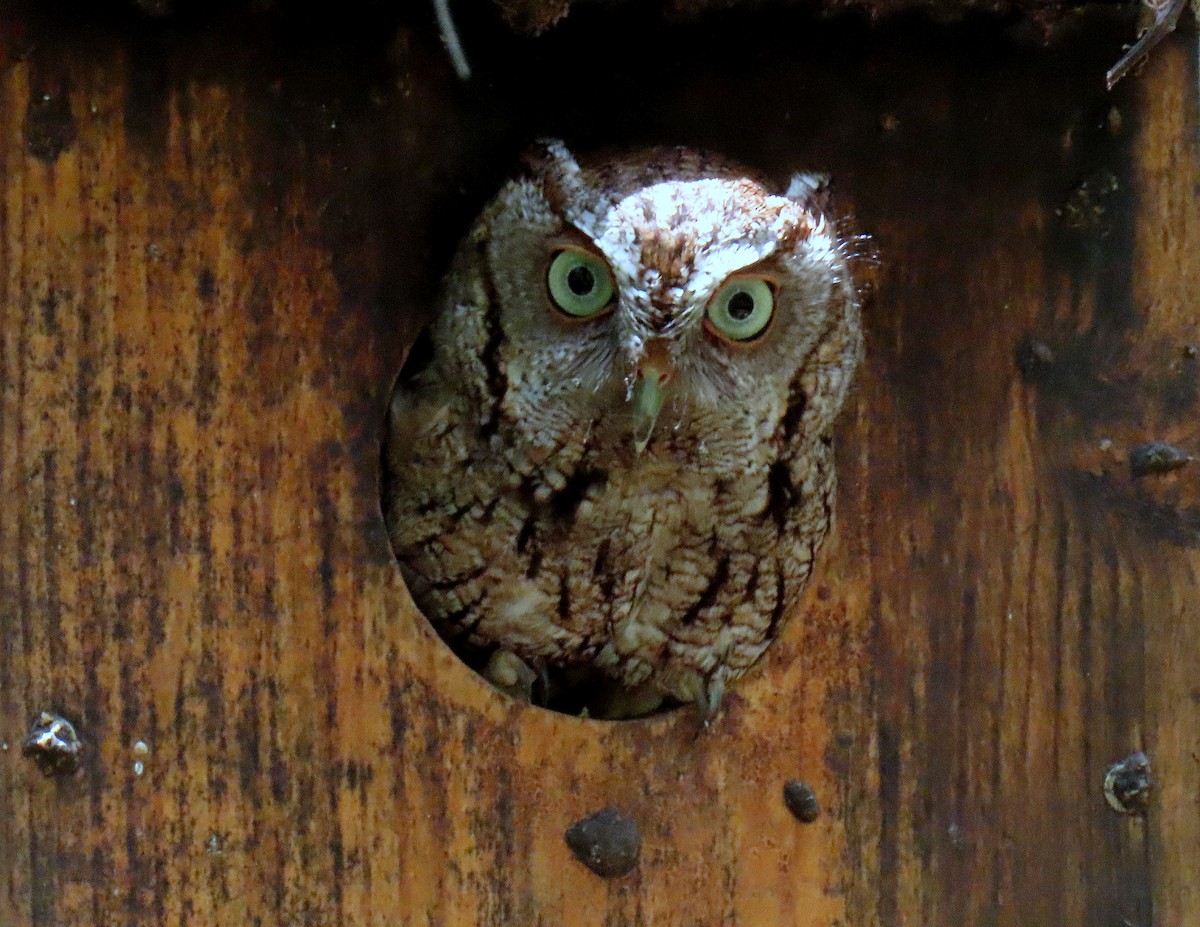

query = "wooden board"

[{"left": 1, "top": 6, "right": 1197, "bottom": 925}]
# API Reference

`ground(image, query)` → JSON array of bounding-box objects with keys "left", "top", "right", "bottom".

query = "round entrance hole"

[{"left": 379, "top": 140, "right": 861, "bottom": 722}]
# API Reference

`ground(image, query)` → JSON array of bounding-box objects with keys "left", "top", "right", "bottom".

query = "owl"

[{"left": 385, "top": 140, "right": 862, "bottom": 719}]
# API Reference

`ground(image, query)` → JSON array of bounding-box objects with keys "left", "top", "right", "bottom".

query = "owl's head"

[{"left": 442, "top": 140, "right": 862, "bottom": 466}]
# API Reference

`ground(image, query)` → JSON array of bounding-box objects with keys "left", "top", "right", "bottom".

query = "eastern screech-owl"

[{"left": 385, "top": 140, "right": 862, "bottom": 719}]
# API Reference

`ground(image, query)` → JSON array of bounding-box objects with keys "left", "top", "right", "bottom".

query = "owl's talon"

[
  {"left": 534, "top": 664, "right": 554, "bottom": 706},
  {"left": 697, "top": 676, "right": 725, "bottom": 728},
  {"left": 484, "top": 649, "right": 539, "bottom": 703}
]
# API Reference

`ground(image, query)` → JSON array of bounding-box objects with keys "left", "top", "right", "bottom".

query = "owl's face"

[
  {"left": 451, "top": 140, "right": 858, "bottom": 467},
  {"left": 393, "top": 141, "right": 863, "bottom": 714}
]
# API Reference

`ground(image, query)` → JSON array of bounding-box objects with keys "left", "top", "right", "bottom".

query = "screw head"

[
  {"left": 22, "top": 712, "right": 81, "bottom": 777},
  {"left": 783, "top": 781, "right": 821, "bottom": 823},
  {"left": 1104, "top": 752, "right": 1151, "bottom": 815}
]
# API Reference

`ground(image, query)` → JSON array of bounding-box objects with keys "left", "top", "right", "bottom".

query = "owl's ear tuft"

[
  {"left": 522, "top": 139, "right": 586, "bottom": 216},
  {"left": 522, "top": 138, "right": 577, "bottom": 176},
  {"left": 785, "top": 172, "right": 832, "bottom": 213}
]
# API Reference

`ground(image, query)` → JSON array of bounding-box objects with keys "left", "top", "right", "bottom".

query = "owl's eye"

[
  {"left": 547, "top": 249, "right": 615, "bottom": 318},
  {"left": 706, "top": 277, "right": 775, "bottom": 341}
]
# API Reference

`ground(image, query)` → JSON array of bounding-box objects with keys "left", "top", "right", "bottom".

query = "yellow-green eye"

[
  {"left": 547, "top": 249, "right": 615, "bottom": 318},
  {"left": 707, "top": 277, "right": 775, "bottom": 341}
]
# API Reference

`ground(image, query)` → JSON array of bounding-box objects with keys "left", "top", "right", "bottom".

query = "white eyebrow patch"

[{"left": 590, "top": 179, "right": 803, "bottom": 311}]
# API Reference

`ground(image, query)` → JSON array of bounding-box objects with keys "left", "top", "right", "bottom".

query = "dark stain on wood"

[{"left": 23, "top": 85, "right": 74, "bottom": 162}]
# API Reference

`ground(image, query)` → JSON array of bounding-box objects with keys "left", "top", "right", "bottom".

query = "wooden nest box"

[{"left": 1, "top": 3, "right": 1198, "bottom": 925}]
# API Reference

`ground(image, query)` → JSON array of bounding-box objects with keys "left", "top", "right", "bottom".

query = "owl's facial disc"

[{"left": 630, "top": 339, "right": 674, "bottom": 453}]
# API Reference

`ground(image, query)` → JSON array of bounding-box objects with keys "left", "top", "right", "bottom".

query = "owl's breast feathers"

[
  {"left": 385, "top": 140, "right": 862, "bottom": 711},
  {"left": 387, "top": 388, "right": 834, "bottom": 706}
]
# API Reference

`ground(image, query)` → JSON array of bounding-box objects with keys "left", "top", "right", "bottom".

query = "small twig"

[
  {"left": 433, "top": 0, "right": 472, "bottom": 82},
  {"left": 1106, "top": 0, "right": 1189, "bottom": 90}
]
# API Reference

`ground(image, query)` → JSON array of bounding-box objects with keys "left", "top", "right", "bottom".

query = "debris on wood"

[
  {"left": 433, "top": 0, "right": 472, "bottom": 81},
  {"left": 1129, "top": 440, "right": 1194, "bottom": 477},
  {"left": 1059, "top": 169, "right": 1121, "bottom": 238},
  {"left": 1106, "top": 0, "right": 1192, "bottom": 89}
]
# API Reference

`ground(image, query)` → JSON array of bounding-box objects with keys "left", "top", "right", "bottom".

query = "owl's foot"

[
  {"left": 668, "top": 669, "right": 726, "bottom": 728},
  {"left": 587, "top": 680, "right": 666, "bottom": 720},
  {"left": 483, "top": 649, "right": 539, "bottom": 703}
]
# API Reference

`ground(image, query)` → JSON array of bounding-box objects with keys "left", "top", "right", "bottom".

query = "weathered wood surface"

[
  {"left": 1, "top": 6, "right": 1197, "bottom": 926},
  {"left": 484, "top": 0, "right": 1142, "bottom": 35}
]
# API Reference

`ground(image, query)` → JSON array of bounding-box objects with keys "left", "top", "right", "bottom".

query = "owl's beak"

[{"left": 630, "top": 342, "right": 674, "bottom": 453}]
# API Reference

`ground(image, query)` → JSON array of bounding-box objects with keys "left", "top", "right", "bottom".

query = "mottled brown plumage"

[{"left": 385, "top": 140, "right": 862, "bottom": 718}]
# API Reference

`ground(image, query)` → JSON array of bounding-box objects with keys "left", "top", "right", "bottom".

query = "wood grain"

[{"left": 0, "top": 7, "right": 1196, "bottom": 926}]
